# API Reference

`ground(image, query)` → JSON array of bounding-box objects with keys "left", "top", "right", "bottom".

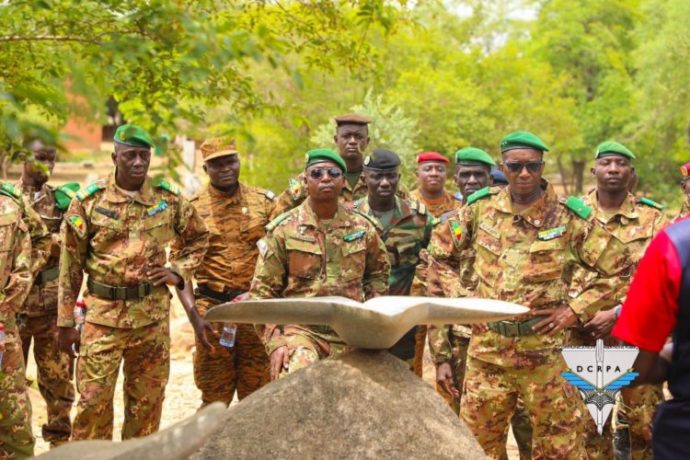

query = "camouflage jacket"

[
  {"left": 352, "top": 197, "right": 435, "bottom": 295},
  {"left": 173, "top": 182, "right": 275, "bottom": 294},
  {"left": 425, "top": 181, "right": 612, "bottom": 367},
  {"left": 408, "top": 188, "right": 461, "bottom": 218},
  {"left": 249, "top": 201, "right": 390, "bottom": 353},
  {"left": 57, "top": 172, "right": 209, "bottom": 329},
  {"left": 676, "top": 199, "right": 690, "bottom": 222}
]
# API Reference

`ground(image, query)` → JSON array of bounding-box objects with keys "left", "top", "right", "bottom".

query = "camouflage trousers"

[
  {"left": 18, "top": 314, "right": 74, "bottom": 446},
  {"left": 412, "top": 325, "right": 426, "bottom": 378},
  {"left": 194, "top": 297, "right": 269, "bottom": 407},
  {"left": 278, "top": 329, "right": 348, "bottom": 379},
  {"left": 615, "top": 384, "right": 664, "bottom": 460},
  {"left": 0, "top": 320, "right": 34, "bottom": 460},
  {"left": 461, "top": 355, "right": 587, "bottom": 460},
  {"left": 437, "top": 335, "right": 533, "bottom": 460},
  {"left": 72, "top": 320, "right": 169, "bottom": 441}
]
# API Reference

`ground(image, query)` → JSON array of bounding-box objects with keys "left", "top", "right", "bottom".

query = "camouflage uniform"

[
  {"left": 15, "top": 181, "right": 74, "bottom": 446},
  {"left": 180, "top": 183, "right": 274, "bottom": 406},
  {"left": 567, "top": 190, "right": 668, "bottom": 460},
  {"left": 0, "top": 188, "right": 50, "bottom": 459},
  {"left": 676, "top": 199, "right": 689, "bottom": 221},
  {"left": 426, "top": 181, "right": 612, "bottom": 459},
  {"left": 353, "top": 197, "right": 435, "bottom": 373},
  {"left": 249, "top": 201, "right": 390, "bottom": 377},
  {"left": 58, "top": 173, "right": 208, "bottom": 440}
]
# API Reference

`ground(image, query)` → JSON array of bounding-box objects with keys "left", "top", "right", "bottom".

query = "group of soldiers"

[{"left": 0, "top": 113, "right": 689, "bottom": 460}]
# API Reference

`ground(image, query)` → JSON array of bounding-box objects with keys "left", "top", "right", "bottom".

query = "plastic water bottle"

[
  {"left": 219, "top": 324, "right": 237, "bottom": 348},
  {"left": 0, "top": 323, "right": 5, "bottom": 369}
]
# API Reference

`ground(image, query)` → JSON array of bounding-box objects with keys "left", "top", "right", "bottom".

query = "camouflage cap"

[
  {"left": 595, "top": 141, "right": 636, "bottom": 160},
  {"left": 500, "top": 131, "right": 549, "bottom": 153},
  {"left": 114, "top": 124, "right": 154, "bottom": 149},
  {"left": 363, "top": 148, "right": 400, "bottom": 170},
  {"left": 455, "top": 147, "right": 496, "bottom": 167},
  {"left": 200, "top": 136, "right": 239, "bottom": 162},
  {"left": 334, "top": 113, "right": 372, "bottom": 126},
  {"left": 305, "top": 148, "right": 347, "bottom": 172}
]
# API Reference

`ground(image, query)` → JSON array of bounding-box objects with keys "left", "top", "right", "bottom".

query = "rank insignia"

[
  {"left": 147, "top": 200, "right": 168, "bottom": 217},
  {"left": 68, "top": 215, "right": 87, "bottom": 238},
  {"left": 257, "top": 238, "right": 268, "bottom": 258},
  {"left": 343, "top": 229, "right": 366, "bottom": 242},
  {"left": 449, "top": 220, "right": 463, "bottom": 245},
  {"left": 538, "top": 225, "right": 566, "bottom": 241}
]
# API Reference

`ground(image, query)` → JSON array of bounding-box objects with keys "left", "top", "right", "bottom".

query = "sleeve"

[
  {"left": 0, "top": 221, "right": 32, "bottom": 322},
  {"left": 57, "top": 200, "right": 89, "bottom": 327},
  {"left": 427, "top": 324, "right": 453, "bottom": 364},
  {"left": 170, "top": 196, "right": 209, "bottom": 286},
  {"left": 612, "top": 231, "right": 680, "bottom": 352},
  {"left": 362, "top": 226, "right": 391, "bottom": 299}
]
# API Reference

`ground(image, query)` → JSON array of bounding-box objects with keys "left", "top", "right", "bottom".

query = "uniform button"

[{"left": 534, "top": 219, "right": 541, "bottom": 226}]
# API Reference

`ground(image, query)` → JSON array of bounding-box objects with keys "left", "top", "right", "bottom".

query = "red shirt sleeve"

[{"left": 612, "top": 230, "right": 681, "bottom": 352}]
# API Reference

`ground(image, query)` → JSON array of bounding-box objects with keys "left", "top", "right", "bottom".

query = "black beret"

[{"left": 363, "top": 148, "right": 401, "bottom": 170}]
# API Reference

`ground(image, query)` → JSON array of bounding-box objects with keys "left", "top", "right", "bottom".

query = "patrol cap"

[
  {"left": 200, "top": 136, "right": 239, "bottom": 162},
  {"left": 417, "top": 151, "right": 449, "bottom": 164},
  {"left": 455, "top": 147, "right": 496, "bottom": 167},
  {"left": 595, "top": 141, "right": 636, "bottom": 160},
  {"left": 114, "top": 124, "right": 155, "bottom": 149},
  {"left": 491, "top": 168, "right": 508, "bottom": 185},
  {"left": 305, "top": 148, "right": 347, "bottom": 173},
  {"left": 500, "top": 131, "right": 549, "bottom": 153},
  {"left": 334, "top": 113, "right": 372, "bottom": 126},
  {"left": 363, "top": 148, "right": 401, "bottom": 170},
  {"left": 681, "top": 162, "right": 690, "bottom": 177}
]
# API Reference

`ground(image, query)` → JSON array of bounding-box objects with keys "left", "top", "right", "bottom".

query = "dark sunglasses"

[
  {"left": 309, "top": 167, "right": 343, "bottom": 179},
  {"left": 503, "top": 161, "right": 543, "bottom": 173}
]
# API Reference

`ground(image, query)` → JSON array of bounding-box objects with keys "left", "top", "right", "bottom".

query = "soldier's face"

[
  {"left": 24, "top": 140, "right": 56, "bottom": 183},
  {"left": 501, "top": 149, "right": 544, "bottom": 198},
  {"left": 591, "top": 154, "right": 632, "bottom": 194},
  {"left": 204, "top": 154, "right": 240, "bottom": 190},
  {"left": 454, "top": 164, "right": 491, "bottom": 197},
  {"left": 334, "top": 124, "right": 369, "bottom": 162},
  {"left": 364, "top": 168, "right": 400, "bottom": 199},
  {"left": 304, "top": 161, "right": 345, "bottom": 201},
  {"left": 112, "top": 145, "right": 151, "bottom": 186},
  {"left": 416, "top": 162, "right": 447, "bottom": 194}
]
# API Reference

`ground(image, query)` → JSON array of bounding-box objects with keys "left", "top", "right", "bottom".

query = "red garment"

[{"left": 612, "top": 229, "right": 681, "bottom": 352}]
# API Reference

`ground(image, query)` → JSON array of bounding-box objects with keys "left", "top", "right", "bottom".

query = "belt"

[
  {"left": 488, "top": 318, "right": 543, "bottom": 337},
  {"left": 195, "top": 285, "right": 243, "bottom": 303},
  {"left": 35, "top": 266, "right": 59, "bottom": 285},
  {"left": 87, "top": 278, "right": 154, "bottom": 301}
]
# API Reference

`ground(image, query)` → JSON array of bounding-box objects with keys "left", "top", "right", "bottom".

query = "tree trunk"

[{"left": 572, "top": 160, "right": 586, "bottom": 195}]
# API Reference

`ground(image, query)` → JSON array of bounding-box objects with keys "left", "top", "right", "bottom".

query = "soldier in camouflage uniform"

[
  {"left": 250, "top": 149, "right": 390, "bottom": 380},
  {"left": 409, "top": 152, "right": 460, "bottom": 217},
  {"left": 352, "top": 149, "right": 435, "bottom": 374},
  {"left": 0, "top": 179, "right": 50, "bottom": 459},
  {"left": 16, "top": 139, "right": 78, "bottom": 447},
  {"left": 426, "top": 131, "right": 615, "bottom": 459},
  {"left": 567, "top": 142, "right": 669, "bottom": 460},
  {"left": 677, "top": 162, "right": 690, "bottom": 221},
  {"left": 172, "top": 137, "right": 272, "bottom": 407},
  {"left": 56, "top": 125, "right": 209, "bottom": 440}
]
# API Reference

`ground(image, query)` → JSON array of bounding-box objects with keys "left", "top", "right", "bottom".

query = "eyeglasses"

[
  {"left": 503, "top": 161, "right": 543, "bottom": 173},
  {"left": 308, "top": 167, "right": 343, "bottom": 179}
]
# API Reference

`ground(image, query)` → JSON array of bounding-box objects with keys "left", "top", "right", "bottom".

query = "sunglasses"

[
  {"left": 308, "top": 167, "right": 343, "bottom": 179},
  {"left": 503, "top": 161, "right": 544, "bottom": 173}
]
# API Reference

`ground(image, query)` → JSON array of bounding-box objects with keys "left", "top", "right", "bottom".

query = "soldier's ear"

[
  {"left": 202, "top": 163, "right": 208, "bottom": 175},
  {"left": 111, "top": 151, "right": 117, "bottom": 165},
  {"left": 590, "top": 167, "right": 596, "bottom": 176}
]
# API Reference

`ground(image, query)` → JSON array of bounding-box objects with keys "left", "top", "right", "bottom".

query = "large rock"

[{"left": 193, "top": 351, "right": 486, "bottom": 459}]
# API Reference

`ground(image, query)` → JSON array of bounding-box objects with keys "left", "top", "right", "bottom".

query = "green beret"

[
  {"left": 363, "top": 148, "right": 401, "bottom": 170},
  {"left": 500, "top": 131, "right": 549, "bottom": 153},
  {"left": 595, "top": 141, "right": 636, "bottom": 160},
  {"left": 305, "top": 148, "right": 347, "bottom": 173},
  {"left": 54, "top": 182, "right": 80, "bottom": 211},
  {"left": 455, "top": 147, "right": 496, "bottom": 167},
  {"left": 114, "top": 124, "right": 155, "bottom": 149}
]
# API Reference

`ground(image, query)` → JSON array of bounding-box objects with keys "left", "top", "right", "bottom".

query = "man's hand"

[
  {"left": 58, "top": 326, "right": 81, "bottom": 358},
  {"left": 147, "top": 265, "right": 183, "bottom": 287},
  {"left": 269, "top": 345, "right": 289, "bottom": 381},
  {"left": 532, "top": 305, "right": 578, "bottom": 336},
  {"left": 473, "top": 323, "right": 489, "bottom": 333},
  {"left": 584, "top": 309, "right": 617, "bottom": 340},
  {"left": 232, "top": 292, "right": 250, "bottom": 303},
  {"left": 190, "top": 309, "right": 215, "bottom": 350},
  {"left": 436, "top": 362, "right": 459, "bottom": 398}
]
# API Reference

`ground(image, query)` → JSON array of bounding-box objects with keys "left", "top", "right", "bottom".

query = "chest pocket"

[
  {"left": 582, "top": 222, "right": 652, "bottom": 276},
  {"left": 142, "top": 208, "right": 175, "bottom": 243},
  {"left": 240, "top": 214, "right": 266, "bottom": 244},
  {"left": 474, "top": 225, "right": 502, "bottom": 285},
  {"left": 286, "top": 237, "right": 322, "bottom": 279},
  {"left": 341, "top": 237, "right": 367, "bottom": 281},
  {"left": 90, "top": 210, "right": 125, "bottom": 243},
  {"left": 525, "top": 238, "right": 565, "bottom": 282}
]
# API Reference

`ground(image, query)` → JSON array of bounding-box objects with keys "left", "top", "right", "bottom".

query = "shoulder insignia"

[
  {"left": 466, "top": 187, "right": 492, "bottom": 205},
  {"left": 67, "top": 214, "right": 87, "bottom": 238},
  {"left": 266, "top": 212, "right": 291, "bottom": 232},
  {"left": 288, "top": 177, "right": 304, "bottom": 201},
  {"left": 343, "top": 229, "right": 366, "bottom": 242},
  {"left": 75, "top": 181, "right": 105, "bottom": 202},
  {"left": 54, "top": 182, "right": 81, "bottom": 211},
  {"left": 155, "top": 179, "right": 180, "bottom": 196},
  {"left": 637, "top": 197, "right": 664, "bottom": 210},
  {"left": 263, "top": 190, "right": 276, "bottom": 201},
  {"left": 352, "top": 208, "right": 381, "bottom": 230},
  {"left": 0, "top": 182, "right": 20, "bottom": 200},
  {"left": 448, "top": 218, "right": 464, "bottom": 248},
  {"left": 564, "top": 196, "right": 593, "bottom": 220}
]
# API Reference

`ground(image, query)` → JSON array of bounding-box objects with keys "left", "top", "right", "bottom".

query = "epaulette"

[
  {"left": 75, "top": 181, "right": 106, "bottom": 202},
  {"left": 262, "top": 190, "right": 276, "bottom": 201},
  {"left": 637, "top": 197, "right": 664, "bottom": 210},
  {"left": 352, "top": 208, "right": 383, "bottom": 231},
  {"left": 54, "top": 182, "right": 81, "bottom": 211},
  {"left": 466, "top": 186, "right": 495, "bottom": 205},
  {"left": 564, "top": 195, "right": 593, "bottom": 220},
  {"left": 265, "top": 212, "right": 291, "bottom": 232},
  {"left": 410, "top": 199, "right": 427, "bottom": 216},
  {"left": 0, "top": 182, "right": 20, "bottom": 200},
  {"left": 155, "top": 179, "right": 180, "bottom": 196}
]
